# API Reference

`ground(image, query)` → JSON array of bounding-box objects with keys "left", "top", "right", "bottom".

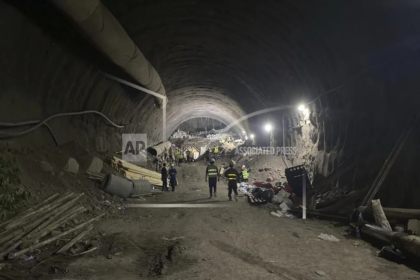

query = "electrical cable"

[
  {"left": 0, "top": 119, "right": 62, "bottom": 144},
  {"left": 0, "top": 110, "right": 124, "bottom": 142}
]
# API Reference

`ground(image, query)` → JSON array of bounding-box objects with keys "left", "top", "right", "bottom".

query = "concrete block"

[
  {"left": 64, "top": 157, "right": 79, "bottom": 174},
  {"left": 78, "top": 155, "right": 103, "bottom": 173}
]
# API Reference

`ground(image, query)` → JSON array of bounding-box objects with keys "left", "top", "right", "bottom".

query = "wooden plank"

[
  {"left": 361, "top": 114, "right": 418, "bottom": 207},
  {"left": 112, "top": 157, "right": 160, "bottom": 178},
  {"left": 312, "top": 153, "right": 362, "bottom": 193},
  {"left": 317, "top": 187, "right": 368, "bottom": 213}
]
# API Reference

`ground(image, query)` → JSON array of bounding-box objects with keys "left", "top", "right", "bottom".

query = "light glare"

[{"left": 264, "top": 124, "right": 272, "bottom": 132}]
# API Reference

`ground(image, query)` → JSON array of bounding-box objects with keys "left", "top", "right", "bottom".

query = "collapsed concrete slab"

[{"left": 78, "top": 155, "right": 103, "bottom": 173}]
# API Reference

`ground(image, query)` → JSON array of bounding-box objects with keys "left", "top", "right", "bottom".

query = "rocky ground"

[{"left": 0, "top": 146, "right": 420, "bottom": 280}]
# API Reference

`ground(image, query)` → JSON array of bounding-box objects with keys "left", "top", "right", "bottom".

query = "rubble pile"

[
  {"left": 204, "top": 132, "right": 234, "bottom": 141},
  {"left": 170, "top": 129, "right": 236, "bottom": 142},
  {"left": 170, "top": 130, "right": 193, "bottom": 139},
  {"left": 238, "top": 180, "right": 297, "bottom": 218}
]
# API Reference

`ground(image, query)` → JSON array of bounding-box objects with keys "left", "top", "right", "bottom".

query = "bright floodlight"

[
  {"left": 242, "top": 130, "right": 245, "bottom": 134},
  {"left": 298, "top": 104, "right": 305, "bottom": 111},
  {"left": 264, "top": 124, "right": 272, "bottom": 132},
  {"left": 245, "top": 136, "right": 248, "bottom": 140},
  {"left": 250, "top": 134, "right": 255, "bottom": 139}
]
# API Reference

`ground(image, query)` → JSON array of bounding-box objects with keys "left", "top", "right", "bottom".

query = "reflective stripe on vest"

[
  {"left": 207, "top": 165, "right": 218, "bottom": 177},
  {"left": 242, "top": 170, "right": 249, "bottom": 179},
  {"left": 227, "top": 174, "right": 237, "bottom": 180}
]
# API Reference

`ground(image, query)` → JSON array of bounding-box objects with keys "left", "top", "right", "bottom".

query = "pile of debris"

[
  {"left": 238, "top": 180, "right": 296, "bottom": 218},
  {"left": 205, "top": 132, "right": 234, "bottom": 141},
  {"left": 170, "top": 130, "right": 200, "bottom": 139},
  {"left": 0, "top": 192, "right": 104, "bottom": 260},
  {"left": 170, "top": 130, "right": 188, "bottom": 139}
]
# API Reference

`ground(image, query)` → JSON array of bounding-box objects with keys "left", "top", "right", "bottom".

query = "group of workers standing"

[
  {"left": 205, "top": 159, "right": 251, "bottom": 201},
  {"left": 160, "top": 162, "right": 178, "bottom": 192},
  {"left": 219, "top": 135, "right": 233, "bottom": 144},
  {"left": 160, "top": 137, "right": 253, "bottom": 201},
  {"left": 205, "top": 145, "right": 220, "bottom": 162},
  {"left": 163, "top": 145, "right": 195, "bottom": 167},
  {"left": 160, "top": 144, "right": 196, "bottom": 192}
]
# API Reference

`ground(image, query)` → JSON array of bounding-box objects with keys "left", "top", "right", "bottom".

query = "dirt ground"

[{"left": 1, "top": 148, "right": 420, "bottom": 280}]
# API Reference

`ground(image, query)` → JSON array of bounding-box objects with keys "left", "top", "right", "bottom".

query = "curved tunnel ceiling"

[
  {"left": 144, "top": 88, "right": 247, "bottom": 140},
  {"left": 102, "top": 0, "right": 325, "bottom": 135},
  {"left": 103, "top": 0, "right": 340, "bottom": 102},
  {"left": 98, "top": 0, "right": 420, "bottom": 144}
]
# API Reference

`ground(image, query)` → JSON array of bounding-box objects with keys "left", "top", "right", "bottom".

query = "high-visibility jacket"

[
  {"left": 206, "top": 164, "right": 218, "bottom": 178},
  {"left": 214, "top": 146, "right": 219, "bottom": 154},
  {"left": 242, "top": 169, "right": 249, "bottom": 180},
  {"left": 224, "top": 168, "right": 239, "bottom": 182}
]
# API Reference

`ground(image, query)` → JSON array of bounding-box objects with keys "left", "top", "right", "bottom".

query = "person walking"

[
  {"left": 205, "top": 158, "right": 219, "bottom": 198},
  {"left": 224, "top": 161, "right": 239, "bottom": 201},
  {"left": 168, "top": 163, "right": 178, "bottom": 192},
  {"left": 213, "top": 145, "right": 219, "bottom": 160},
  {"left": 161, "top": 163, "right": 169, "bottom": 192}
]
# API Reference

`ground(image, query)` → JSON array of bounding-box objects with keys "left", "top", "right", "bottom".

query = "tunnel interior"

[
  {"left": 1, "top": 0, "right": 420, "bottom": 209},
  {"left": 176, "top": 118, "right": 227, "bottom": 133}
]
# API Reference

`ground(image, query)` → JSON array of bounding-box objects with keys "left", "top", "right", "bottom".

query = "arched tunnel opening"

[{"left": 1, "top": 0, "right": 420, "bottom": 278}]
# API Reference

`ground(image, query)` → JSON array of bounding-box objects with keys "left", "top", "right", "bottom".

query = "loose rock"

[
  {"left": 64, "top": 157, "right": 79, "bottom": 174},
  {"left": 40, "top": 161, "right": 53, "bottom": 172}
]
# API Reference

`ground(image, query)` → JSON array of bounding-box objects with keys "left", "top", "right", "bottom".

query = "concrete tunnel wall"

[
  {"left": 0, "top": 1, "right": 246, "bottom": 151},
  {"left": 1, "top": 0, "right": 420, "bottom": 208}
]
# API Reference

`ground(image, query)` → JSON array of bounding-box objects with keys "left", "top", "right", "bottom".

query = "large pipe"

[
  {"left": 361, "top": 224, "right": 420, "bottom": 258},
  {"left": 358, "top": 206, "right": 420, "bottom": 220},
  {"left": 50, "top": 0, "right": 166, "bottom": 107},
  {"left": 147, "top": 141, "right": 172, "bottom": 157}
]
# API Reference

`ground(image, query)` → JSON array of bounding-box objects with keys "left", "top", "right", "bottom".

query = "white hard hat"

[{"left": 242, "top": 165, "right": 246, "bottom": 168}]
